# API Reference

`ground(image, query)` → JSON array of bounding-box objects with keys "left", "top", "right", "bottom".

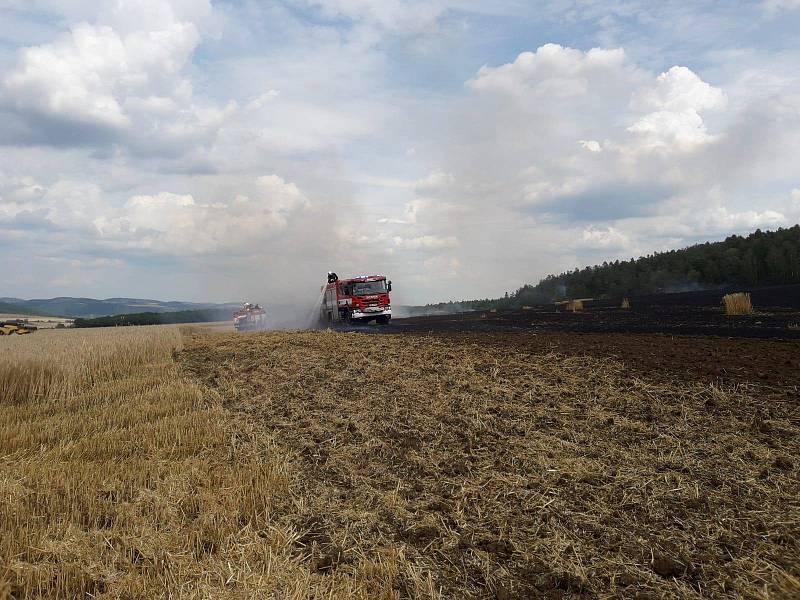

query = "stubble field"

[{"left": 2, "top": 326, "right": 798, "bottom": 598}]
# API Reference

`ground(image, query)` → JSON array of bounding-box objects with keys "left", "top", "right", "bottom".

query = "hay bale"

[
  {"left": 566, "top": 299, "right": 584, "bottom": 312},
  {"left": 723, "top": 292, "right": 753, "bottom": 315}
]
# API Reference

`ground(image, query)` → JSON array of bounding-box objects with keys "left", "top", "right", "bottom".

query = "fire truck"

[
  {"left": 233, "top": 302, "right": 267, "bottom": 331},
  {"left": 320, "top": 272, "right": 392, "bottom": 325}
]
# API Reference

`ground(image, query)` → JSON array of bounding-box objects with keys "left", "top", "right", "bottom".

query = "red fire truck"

[
  {"left": 320, "top": 272, "right": 392, "bottom": 325},
  {"left": 233, "top": 302, "right": 267, "bottom": 331}
]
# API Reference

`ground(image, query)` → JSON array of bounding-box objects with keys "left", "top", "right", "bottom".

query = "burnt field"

[
  {"left": 180, "top": 329, "right": 800, "bottom": 599},
  {"left": 389, "top": 284, "right": 800, "bottom": 339}
]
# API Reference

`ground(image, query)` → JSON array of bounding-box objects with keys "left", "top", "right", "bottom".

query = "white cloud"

[
  {"left": 579, "top": 139, "right": 602, "bottom": 152},
  {"left": 454, "top": 46, "right": 738, "bottom": 210},
  {"left": 634, "top": 66, "right": 726, "bottom": 114},
  {"left": 628, "top": 66, "right": 726, "bottom": 150},
  {"left": 462, "top": 46, "right": 727, "bottom": 184},
  {"left": 392, "top": 235, "right": 459, "bottom": 250},
  {"left": 655, "top": 205, "right": 788, "bottom": 238},
  {"left": 467, "top": 44, "right": 633, "bottom": 99},
  {"left": 1, "top": 171, "right": 311, "bottom": 257},
  {"left": 93, "top": 175, "right": 310, "bottom": 254},
  {"left": 596, "top": 184, "right": 794, "bottom": 253},
  {"left": 704, "top": 206, "right": 786, "bottom": 230},
  {"left": 1, "top": 0, "right": 223, "bottom": 153},
  {"left": 580, "top": 225, "right": 630, "bottom": 250},
  {"left": 451, "top": 44, "right": 729, "bottom": 229},
  {"left": 0, "top": 176, "right": 105, "bottom": 233}
]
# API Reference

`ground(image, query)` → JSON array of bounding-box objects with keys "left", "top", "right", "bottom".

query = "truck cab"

[{"left": 321, "top": 273, "right": 392, "bottom": 325}]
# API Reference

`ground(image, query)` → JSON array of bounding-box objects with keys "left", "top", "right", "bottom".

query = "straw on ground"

[
  {"left": 2, "top": 326, "right": 798, "bottom": 598},
  {"left": 723, "top": 292, "right": 753, "bottom": 315}
]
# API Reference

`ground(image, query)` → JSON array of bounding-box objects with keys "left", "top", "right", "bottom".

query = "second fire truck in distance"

[
  {"left": 320, "top": 272, "right": 392, "bottom": 325},
  {"left": 233, "top": 302, "right": 267, "bottom": 331}
]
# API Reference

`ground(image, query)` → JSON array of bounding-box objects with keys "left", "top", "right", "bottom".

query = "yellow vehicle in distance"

[{"left": 0, "top": 321, "right": 37, "bottom": 335}]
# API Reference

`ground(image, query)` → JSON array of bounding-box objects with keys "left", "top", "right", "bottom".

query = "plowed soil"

[
  {"left": 386, "top": 305, "right": 800, "bottom": 339},
  {"left": 180, "top": 330, "right": 799, "bottom": 599}
]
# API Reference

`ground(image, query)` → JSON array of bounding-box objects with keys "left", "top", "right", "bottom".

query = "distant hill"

[
  {"left": 0, "top": 297, "right": 241, "bottom": 318},
  {"left": 0, "top": 301, "right": 48, "bottom": 316},
  {"left": 424, "top": 225, "right": 800, "bottom": 310}
]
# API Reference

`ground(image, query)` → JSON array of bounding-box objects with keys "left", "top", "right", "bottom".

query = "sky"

[{"left": 1, "top": 0, "right": 799, "bottom": 306}]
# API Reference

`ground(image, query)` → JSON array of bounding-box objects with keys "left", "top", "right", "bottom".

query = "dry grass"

[
  {"left": 1, "top": 327, "right": 423, "bottom": 599},
  {"left": 1, "top": 327, "right": 180, "bottom": 404},
  {"left": 182, "top": 331, "right": 799, "bottom": 599},
  {"left": 723, "top": 292, "right": 754, "bottom": 315},
  {"left": 621, "top": 298, "right": 631, "bottom": 309},
  {"left": 3, "top": 327, "right": 798, "bottom": 598}
]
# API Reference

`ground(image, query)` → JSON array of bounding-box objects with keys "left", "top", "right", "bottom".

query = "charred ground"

[
  {"left": 180, "top": 329, "right": 799, "bottom": 598},
  {"left": 388, "top": 283, "right": 800, "bottom": 339}
]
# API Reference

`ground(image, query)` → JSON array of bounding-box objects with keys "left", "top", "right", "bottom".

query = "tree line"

[
  {"left": 73, "top": 308, "right": 233, "bottom": 328},
  {"left": 426, "top": 225, "right": 800, "bottom": 310}
]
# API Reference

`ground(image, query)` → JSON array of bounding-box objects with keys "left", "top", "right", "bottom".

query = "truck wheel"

[{"left": 376, "top": 315, "right": 390, "bottom": 325}]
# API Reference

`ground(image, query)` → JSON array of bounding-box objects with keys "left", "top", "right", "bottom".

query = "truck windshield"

[{"left": 352, "top": 280, "right": 387, "bottom": 295}]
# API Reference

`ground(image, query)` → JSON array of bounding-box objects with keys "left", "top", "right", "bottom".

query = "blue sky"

[{"left": 1, "top": 0, "right": 799, "bottom": 305}]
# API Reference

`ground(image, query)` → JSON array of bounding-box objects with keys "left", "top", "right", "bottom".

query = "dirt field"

[
  {"left": 386, "top": 305, "right": 800, "bottom": 339},
  {"left": 180, "top": 329, "right": 800, "bottom": 599},
  {"left": 420, "top": 332, "right": 800, "bottom": 390},
  {"left": 2, "top": 325, "right": 798, "bottom": 598}
]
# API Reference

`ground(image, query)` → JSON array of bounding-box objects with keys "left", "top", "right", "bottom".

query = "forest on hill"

[
  {"left": 0, "top": 301, "right": 44, "bottom": 316},
  {"left": 73, "top": 308, "right": 232, "bottom": 328},
  {"left": 427, "top": 226, "right": 800, "bottom": 310}
]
